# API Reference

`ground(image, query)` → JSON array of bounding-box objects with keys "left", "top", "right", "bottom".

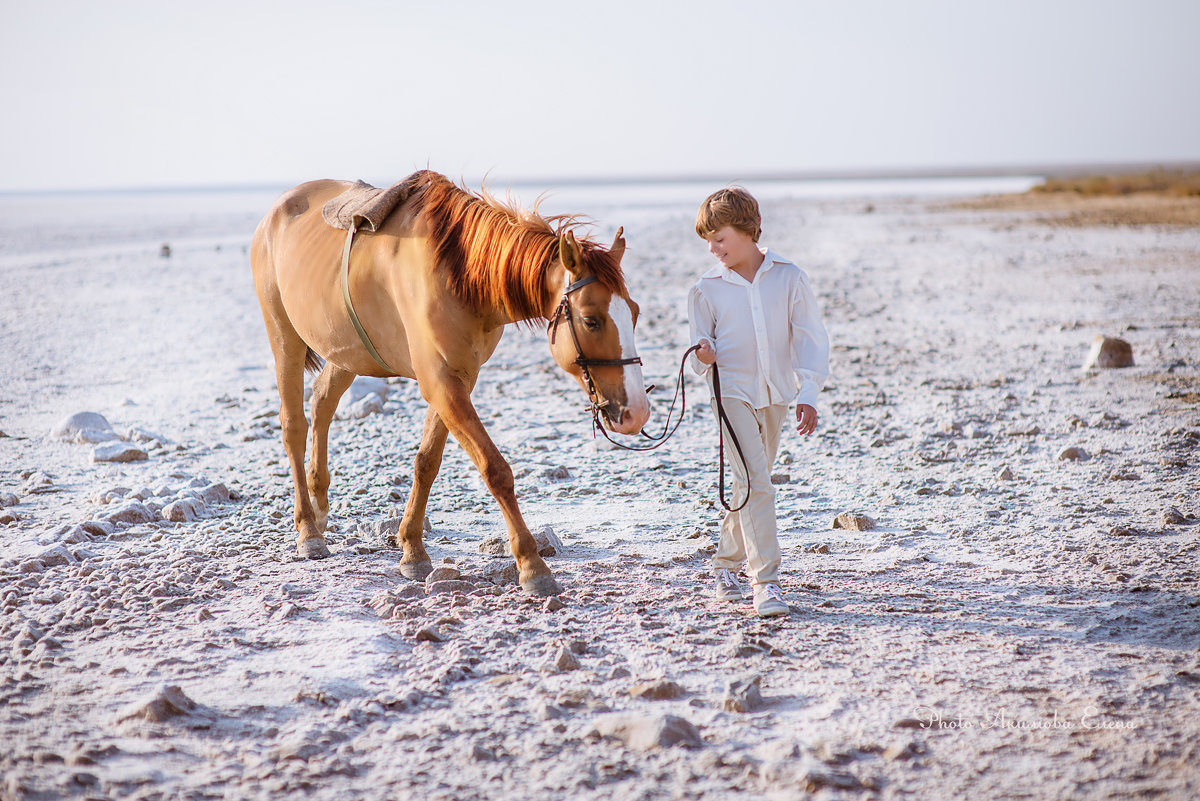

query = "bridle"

[
  {"left": 548, "top": 275, "right": 643, "bottom": 417},
  {"left": 548, "top": 276, "right": 751, "bottom": 510}
]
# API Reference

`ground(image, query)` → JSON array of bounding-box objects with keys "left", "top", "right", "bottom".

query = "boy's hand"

[
  {"left": 795, "top": 404, "right": 818, "bottom": 436},
  {"left": 695, "top": 339, "right": 716, "bottom": 365}
]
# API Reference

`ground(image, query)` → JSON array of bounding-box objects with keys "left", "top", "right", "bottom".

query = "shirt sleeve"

[
  {"left": 687, "top": 283, "right": 715, "bottom": 377},
  {"left": 789, "top": 272, "right": 830, "bottom": 408}
]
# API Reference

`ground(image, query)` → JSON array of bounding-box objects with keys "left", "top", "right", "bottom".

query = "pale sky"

[{"left": 2, "top": 0, "right": 1197, "bottom": 192}]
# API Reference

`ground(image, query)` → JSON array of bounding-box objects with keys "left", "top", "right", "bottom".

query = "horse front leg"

[
  {"left": 307, "top": 364, "right": 356, "bottom": 532},
  {"left": 395, "top": 406, "right": 449, "bottom": 581},
  {"left": 430, "top": 379, "right": 560, "bottom": 597}
]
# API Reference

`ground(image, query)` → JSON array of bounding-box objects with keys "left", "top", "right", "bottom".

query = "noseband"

[{"left": 549, "top": 275, "right": 643, "bottom": 415}]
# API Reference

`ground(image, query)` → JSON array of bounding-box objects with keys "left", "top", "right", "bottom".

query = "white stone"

[
  {"left": 93, "top": 442, "right": 148, "bottom": 463},
  {"left": 50, "top": 411, "right": 114, "bottom": 442},
  {"left": 336, "top": 377, "right": 389, "bottom": 419}
]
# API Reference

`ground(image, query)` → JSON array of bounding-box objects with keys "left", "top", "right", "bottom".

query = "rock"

[
  {"left": 629, "top": 680, "right": 686, "bottom": 700},
  {"left": 102, "top": 501, "right": 157, "bottom": 526},
  {"left": 552, "top": 645, "right": 580, "bottom": 672},
  {"left": 478, "top": 536, "right": 508, "bottom": 556},
  {"left": 590, "top": 713, "right": 704, "bottom": 750},
  {"left": 1057, "top": 446, "right": 1090, "bottom": 462},
  {"left": 36, "top": 544, "right": 77, "bottom": 568},
  {"left": 0, "top": 492, "right": 18, "bottom": 508},
  {"left": 415, "top": 626, "right": 444, "bottom": 643},
  {"left": 543, "top": 597, "right": 565, "bottom": 612},
  {"left": 728, "top": 632, "right": 782, "bottom": 658},
  {"left": 199, "top": 483, "right": 231, "bottom": 505},
  {"left": 425, "top": 566, "right": 462, "bottom": 584},
  {"left": 426, "top": 580, "right": 476, "bottom": 596},
  {"left": 93, "top": 442, "right": 148, "bottom": 463},
  {"left": 1084, "top": 336, "right": 1134, "bottom": 369},
  {"left": 533, "top": 525, "right": 563, "bottom": 557},
  {"left": 1161, "top": 507, "right": 1187, "bottom": 526},
  {"left": 832, "top": 512, "right": 875, "bottom": 531},
  {"left": 482, "top": 561, "right": 519, "bottom": 586},
  {"left": 996, "top": 465, "right": 1015, "bottom": 481},
  {"left": 50, "top": 412, "right": 116, "bottom": 443},
  {"left": 770, "top": 473, "right": 790, "bottom": 484},
  {"left": 113, "top": 685, "right": 201, "bottom": 724},
  {"left": 543, "top": 466, "right": 571, "bottom": 480},
  {"left": 340, "top": 394, "right": 384, "bottom": 419},
  {"left": 81, "top": 521, "right": 114, "bottom": 538},
  {"left": 722, "top": 675, "right": 765, "bottom": 712},
  {"left": 162, "top": 499, "right": 203, "bottom": 523},
  {"left": 336, "top": 377, "right": 389, "bottom": 419}
]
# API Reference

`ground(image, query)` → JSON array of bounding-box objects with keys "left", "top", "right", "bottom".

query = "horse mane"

[{"left": 416, "top": 172, "right": 627, "bottom": 323}]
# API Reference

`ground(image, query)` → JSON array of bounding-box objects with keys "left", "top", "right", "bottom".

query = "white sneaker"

[
  {"left": 714, "top": 568, "right": 744, "bottom": 602},
  {"left": 753, "top": 583, "right": 790, "bottom": 617}
]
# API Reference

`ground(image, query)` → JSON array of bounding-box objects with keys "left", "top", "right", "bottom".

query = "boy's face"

[{"left": 705, "top": 225, "right": 758, "bottom": 270}]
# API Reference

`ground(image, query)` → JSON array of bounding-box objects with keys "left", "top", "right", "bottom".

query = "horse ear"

[
  {"left": 609, "top": 226, "right": 626, "bottom": 263},
  {"left": 559, "top": 231, "right": 582, "bottom": 277}
]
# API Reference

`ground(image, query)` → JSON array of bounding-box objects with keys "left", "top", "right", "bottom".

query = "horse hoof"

[
  {"left": 399, "top": 560, "right": 433, "bottom": 581},
  {"left": 297, "top": 538, "right": 330, "bottom": 559},
  {"left": 520, "top": 574, "right": 561, "bottom": 597}
]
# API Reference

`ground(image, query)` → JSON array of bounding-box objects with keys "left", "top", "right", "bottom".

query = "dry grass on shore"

[
  {"left": 952, "top": 168, "right": 1200, "bottom": 227},
  {"left": 1033, "top": 168, "right": 1200, "bottom": 198}
]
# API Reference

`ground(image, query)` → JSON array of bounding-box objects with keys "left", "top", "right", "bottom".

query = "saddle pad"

[{"left": 321, "top": 170, "right": 431, "bottom": 232}]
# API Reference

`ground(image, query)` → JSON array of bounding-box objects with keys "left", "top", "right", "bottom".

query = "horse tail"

[{"left": 304, "top": 347, "right": 325, "bottom": 374}]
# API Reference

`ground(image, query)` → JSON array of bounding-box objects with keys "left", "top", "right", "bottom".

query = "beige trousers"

[{"left": 710, "top": 399, "right": 788, "bottom": 587}]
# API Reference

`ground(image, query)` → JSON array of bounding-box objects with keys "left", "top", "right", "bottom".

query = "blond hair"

[{"left": 695, "top": 186, "right": 761, "bottom": 242}]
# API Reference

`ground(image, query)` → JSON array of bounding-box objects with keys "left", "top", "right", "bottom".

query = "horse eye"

[{"left": 583, "top": 317, "right": 602, "bottom": 331}]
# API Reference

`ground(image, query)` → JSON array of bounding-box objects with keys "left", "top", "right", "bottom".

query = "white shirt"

[{"left": 688, "top": 248, "right": 830, "bottom": 410}]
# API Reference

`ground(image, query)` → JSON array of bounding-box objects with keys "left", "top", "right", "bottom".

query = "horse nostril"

[{"left": 620, "top": 408, "right": 634, "bottom": 426}]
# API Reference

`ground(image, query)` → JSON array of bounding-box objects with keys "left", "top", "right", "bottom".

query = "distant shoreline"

[{"left": 4, "top": 161, "right": 1199, "bottom": 198}]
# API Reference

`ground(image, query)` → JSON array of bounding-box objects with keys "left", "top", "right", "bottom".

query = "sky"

[{"left": 1, "top": 0, "right": 1198, "bottom": 192}]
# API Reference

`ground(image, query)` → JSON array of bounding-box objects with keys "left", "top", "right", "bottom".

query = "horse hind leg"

[
  {"left": 394, "top": 406, "right": 450, "bottom": 581},
  {"left": 266, "top": 337, "right": 330, "bottom": 559},
  {"left": 308, "top": 363, "right": 356, "bottom": 533}
]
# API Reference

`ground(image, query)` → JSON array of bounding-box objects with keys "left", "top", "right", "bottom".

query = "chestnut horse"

[{"left": 250, "top": 171, "right": 650, "bottom": 595}]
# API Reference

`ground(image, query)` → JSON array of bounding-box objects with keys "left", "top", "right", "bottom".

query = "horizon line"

[{"left": 3, "top": 159, "right": 1198, "bottom": 197}]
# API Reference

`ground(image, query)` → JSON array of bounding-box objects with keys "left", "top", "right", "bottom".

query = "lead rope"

[{"left": 586, "top": 343, "right": 750, "bottom": 512}]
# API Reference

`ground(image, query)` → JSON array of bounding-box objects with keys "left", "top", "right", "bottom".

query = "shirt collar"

[{"left": 701, "top": 247, "right": 787, "bottom": 283}]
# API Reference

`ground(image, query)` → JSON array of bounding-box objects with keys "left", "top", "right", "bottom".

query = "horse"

[{"left": 250, "top": 170, "right": 650, "bottom": 596}]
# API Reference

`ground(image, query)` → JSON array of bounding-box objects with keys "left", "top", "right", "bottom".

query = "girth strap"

[{"left": 340, "top": 223, "right": 398, "bottom": 375}]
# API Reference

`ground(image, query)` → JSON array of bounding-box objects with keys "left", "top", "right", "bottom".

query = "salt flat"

[{"left": 1, "top": 183, "right": 1198, "bottom": 800}]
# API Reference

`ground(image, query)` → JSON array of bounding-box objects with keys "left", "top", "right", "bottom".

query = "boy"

[{"left": 688, "top": 187, "right": 829, "bottom": 617}]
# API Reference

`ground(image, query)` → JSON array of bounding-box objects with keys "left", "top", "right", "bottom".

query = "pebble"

[
  {"left": 113, "top": 684, "right": 202, "bottom": 724},
  {"left": 996, "top": 465, "right": 1015, "bottom": 481},
  {"left": 589, "top": 713, "right": 704, "bottom": 750},
  {"left": 1083, "top": 336, "right": 1134, "bottom": 369},
  {"left": 552, "top": 645, "right": 580, "bottom": 672},
  {"left": 832, "top": 512, "right": 876, "bottom": 531},
  {"left": 93, "top": 442, "right": 148, "bottom": 463},
  {"left": 0, "top": 492, "right": 19, "bottom": 508},
  {"left": 414, "top": 626, "right": 444, "bottom": 643},
  {"left": 1160, "top": 507, "right": 1187, "bottom": 526},
  {"left": 163, "top": 499, "right": 203, "bottom": 523},
  {"left": 102, "top": 501, "right": 158, "bottom": 526},
  {"left": 426, "top": 580, "right": 476, "bottom": 596},
  {"left": 478, "top": 536, "right": 508, "bottom": 556},
  {"left": 425, "top": 566, "right": 462, "bottom": 584},
  {"left": 1057, "top": 446, "right": 1090, "bottom": 462},
  {"left": 722, "top": 675, "right": 765, "bottom": 712},
  {"left": 629, "top": 679, "right": 686, "bottom": 700},
  {"left": 533, "top": 525, "right": 563, "bottom": 557}
]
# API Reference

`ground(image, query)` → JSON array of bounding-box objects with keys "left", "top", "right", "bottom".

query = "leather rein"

[{"left": 549, "top": 275, "right": 749, "bottom": 511}]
